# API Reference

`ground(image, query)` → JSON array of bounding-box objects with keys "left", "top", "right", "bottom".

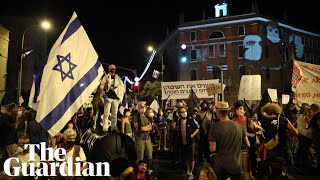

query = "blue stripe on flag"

[
  {"left": 40, "top": 59, "right": 102, "bottom": 130},
  {"left": 33, "top": 63, "right": 46, "bottom": 103},
  {"left": 61, "top": 17, "right": 81, "bottom": 45}
]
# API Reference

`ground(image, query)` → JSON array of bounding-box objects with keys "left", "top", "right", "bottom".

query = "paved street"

[
  {"left": 152, "top": 150, "right": 320, "bottom": 180},
  {"left": 152, "top": 150, "right": 186, "bottom": 180}
]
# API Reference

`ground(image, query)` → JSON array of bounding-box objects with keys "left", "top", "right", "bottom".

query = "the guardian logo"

[{"left": 3, "top": 142, "right": 110, "bottom": 177}]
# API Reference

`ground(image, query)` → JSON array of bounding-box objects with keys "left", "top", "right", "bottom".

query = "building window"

[
  {"left": 265, "top": 46, "right": 270, "bottom": 58},
  {"left": 207, "top": 65, "right": 213, "bottom": 72},
  {"left": 238, "top": 25, "right": 245, "bottom": 36},
  {"left": 209, "top": 31, "right": 224, "bottom": 39},
  {"left": 191, "top": 69, "right": 197, "bottom": 80},
  {"left": 212, "top": 66, "right": 221, "bottom": 80},
  {"left": 196, "top": 48, "right": 207, "bottom": 61},
  {"left": 221, "top": 65, "right": 228, "bottom": 71},
  {"left": 190, "top": 49, "right": 197, "bottom": 61},
  {"left": 238, "top": 45, "right": 244, "bottom": 58},
  {"left": 219, "top": 44, "right": 226, "bottom": 57},
  {"left": 309, "top": 38, "right": 313, "bottom": 47},
  {"left": 190, "top": 31, "right": 196, "bottom": 41},
  {"left": 301, "top": 36, "right": 305, "bottom": 45},
  {"left": 209, "top": 45, "right": 215, "bottom": 58}
]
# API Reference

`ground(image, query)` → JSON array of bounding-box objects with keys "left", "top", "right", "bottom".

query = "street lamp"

[
  {"left": 147, "top": 46, "right": 164, "bottom": 108},
  {"left": 17, "top": 20, "right": 50, "bottom": 105}
]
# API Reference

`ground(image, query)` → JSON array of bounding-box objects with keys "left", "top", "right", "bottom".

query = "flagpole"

[{"left": 160, "top": 53, "right": 164, "bottom": 109}]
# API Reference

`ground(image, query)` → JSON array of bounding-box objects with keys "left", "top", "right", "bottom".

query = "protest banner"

[
  {"left": 291, "top": 60, "right": 320, "bottom": 106},
  {"left": 267, "top": 88, "right": 278, "bottom": 102},
  {"left": 206, "top": 83, "right": 225, "bottom": 96},
  {"left": 161, "top": 79, "right": 219, "bottom": 100},
  {"left": 282, "top": 94, "right": 290, "bottom": 105},
  {"left": 238, "top": 75, "right": 261, "bottom": 100}
]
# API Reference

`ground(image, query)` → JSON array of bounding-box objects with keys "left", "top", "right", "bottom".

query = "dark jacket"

[{"left": 177, "top": 116, "right": 199, "bottom": 146}]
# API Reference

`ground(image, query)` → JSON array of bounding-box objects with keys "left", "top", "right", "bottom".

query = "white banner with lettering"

[
  {"left": 161, "top": 79, "right": 219, "bottom": 100},
  {"left": 292, "top": 60, "right": 320, "bottom": 106}
]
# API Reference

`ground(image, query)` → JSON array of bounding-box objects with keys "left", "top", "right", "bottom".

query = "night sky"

[{"left": 1, "top": 0, "right": 319, "bottom": 77}]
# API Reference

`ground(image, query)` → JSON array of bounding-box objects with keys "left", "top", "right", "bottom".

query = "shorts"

[
  {"left": 159, "top": 127, "right": 167, "bottom": 134},
  {"left": 181, "top": 143, "right": 195, "bottom": 161}
]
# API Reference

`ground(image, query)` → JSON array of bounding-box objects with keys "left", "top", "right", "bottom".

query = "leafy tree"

[{"left": 139, "top": 80, "right": 161, "bottom": 102}]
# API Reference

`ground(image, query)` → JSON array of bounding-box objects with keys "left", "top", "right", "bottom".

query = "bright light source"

[
  {"left": 181, "top": 56, "right": 187, "bottom": 63},
  {"left": 41, "top": 20, "right": 51, "bottom": 30},
  {"left": 147, "top": 46, "right": 154, "bottom": 52},
  {"left": 134, "top": 81, "right": 139, "bottom": 87},
  {"left": 134, "top": 77, "right": 139, "bottom": 82},
  {"left": 181, "top": 44, "right": 186, "bottom": 49}
]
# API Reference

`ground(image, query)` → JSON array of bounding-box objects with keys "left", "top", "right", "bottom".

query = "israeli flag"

[{"left": 33, "top": 12, "right": 104, "bottom": 136}]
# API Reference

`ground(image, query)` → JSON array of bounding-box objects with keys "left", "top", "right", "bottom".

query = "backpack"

[{"left": 92, "top": 132, "right": 131, "bottom": 177}]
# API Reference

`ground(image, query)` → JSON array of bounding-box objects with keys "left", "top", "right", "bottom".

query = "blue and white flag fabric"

[
  {"left": 34, "top": 12, "right": 104, "bottom": 136},
  {"left": 118, "top": 92, "right": 128, "bottom": 115},
  {"left": 152, "top": 69, "right": 160, "bottom": 79},
  {"left": 118, "top": 77, "right": 128, "bottom": 115},
  {"left": 149, "top": 99, "right": 159, "bottom": 114}
]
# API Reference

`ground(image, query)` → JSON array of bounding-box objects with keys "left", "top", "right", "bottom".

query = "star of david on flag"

[
  {"left": 52, "top": 53, "right": 77, "bottom": 81},
  {"left": 30, "top": 12, "right": 104, "bottom": 136}
]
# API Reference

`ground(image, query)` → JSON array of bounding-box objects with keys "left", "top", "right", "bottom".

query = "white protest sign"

[
  {"left": 161, "top": 79, "right": 219, "bottom": 100},
  {"left": 238, "top": 75, "right": 261, "bottom": 100},
  {"left": 282, "top": 94, "right": 290, "bottom": 105},
  {"left": 267, "top": 88, "right": 278, "bottom": 102}
]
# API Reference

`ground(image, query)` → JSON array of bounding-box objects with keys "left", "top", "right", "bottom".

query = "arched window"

[{"left": 209, "top": 31, "right": 224, "bottom": 39}]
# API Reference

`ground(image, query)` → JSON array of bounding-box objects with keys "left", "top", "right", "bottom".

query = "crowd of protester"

[{"left": 1, "top": 97, "right": 320, "bottom": 180}]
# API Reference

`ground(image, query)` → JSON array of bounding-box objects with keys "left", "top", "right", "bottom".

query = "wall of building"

[
  {"left": 176, "top": 16, "right": 320, "bottom": 105},
  {"left": 0, "top": 26, "right": 9, "bottom": 103}
]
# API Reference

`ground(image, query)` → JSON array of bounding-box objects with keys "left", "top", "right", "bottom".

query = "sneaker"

[
  {"left": 186, "top": 173, "right": 193, "bottom": 180},
  {"left": 157, "top": 147, "right": 160, "bottom": 151},
  {"left": 164, "top": 147, "right": 169, "bottom": 151}
]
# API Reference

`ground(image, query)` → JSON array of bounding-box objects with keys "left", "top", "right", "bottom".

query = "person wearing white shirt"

[
  {"left": 99, "top": 64, "right": 125, "bottom": 132},
  {"left": 51, "top": 129, "right": 87, "bottom": 180}
]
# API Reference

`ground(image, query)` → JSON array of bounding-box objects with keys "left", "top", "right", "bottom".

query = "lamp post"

[
  {"left": 147, "top": 46, "right": 164, "bottom": 109},
  {"left": 217, "top": 65, "right": 224, "bottom": 101},
  {"left": 17, "top": 21, "right": 50, "bottom": 105}
]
